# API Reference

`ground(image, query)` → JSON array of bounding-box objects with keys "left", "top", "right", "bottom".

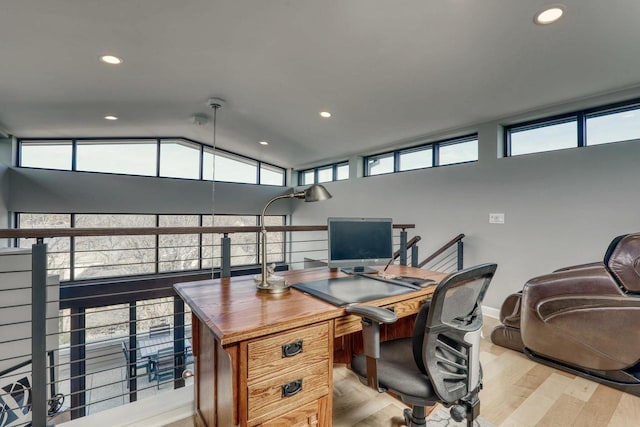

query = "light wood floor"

[{"left": 168, "top": 317, "right": 640, "bottom": 427}]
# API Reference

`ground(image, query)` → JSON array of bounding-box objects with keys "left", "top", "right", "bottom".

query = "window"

[
  {"left": 399, "top": 147, "right": 432, "bottom": 171},
  {"left": 20, "top": 140, "right": 72, "bottom": 170},
  {"left": 366, "top": 154, "right": 394, "bottom": 176},
  {"left": 298, "top": 161, "right": 349, "bottom": 184},
  {"left": 74, "top": 214, "right": 156, "bottom": 279},
  {"left": 317, "top": 166, "right": 333, "bottom": 183},
  {"left": 439, "top": 138, "right": 478, "bottom": 165},
  {"left": 202, "top": 215, "right": 258, "bottom": 268},
  {"left": 77, "top": 140, "right": 157, "bottom": 176},
  {"left": 365, "top": 134, "right": 478, "bottom": 176},
  {"left": 508, "top": 118, "right": 577, "bottom": 156},
  {"left": 300, "top": 170, "right": 315, "bottom": 185},
  {"left": 17, "top": 213, "right": 285, "bottom": 282},
  {"left": 214, "top": 151, "right": 258, "bottom": 184},
  {"left": 506, "top": 99, "right": 640, "bottom": 156},
  {"left": 587, "top": 105, "right": 640, "bottom": 146},
  {"left": 264, "top": 215, "right": 285, "bottom": 264},
  {"left": 18, "top": 213, "right": 71, "bottom": 280},
  {"left": 160, "top": 140, "right": 200, "bottom": 179},
  {"left": 260, "top": 163, "right": 285, "bottom": 186},
  {"left": 336, "top": 163, "right": 349, "bottom": 180},
  {"left": 158, "top": 215, "right": 200, "bottom": 272},
  {"left": 18, "top": 137, "right": 285, "bottom": 186}
]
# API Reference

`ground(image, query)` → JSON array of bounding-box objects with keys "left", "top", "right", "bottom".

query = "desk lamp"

[{"left": 256, "top": 184, "right": 332, "bottom": 293}]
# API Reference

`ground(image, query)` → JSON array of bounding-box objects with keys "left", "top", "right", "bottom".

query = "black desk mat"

[{"left": 291, "top": 275, "right": 418, "bottom": 307}]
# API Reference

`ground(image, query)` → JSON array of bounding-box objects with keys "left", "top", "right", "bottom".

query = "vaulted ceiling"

[{"left": 1, "top": 1, "right": 639, "bottom": 169}]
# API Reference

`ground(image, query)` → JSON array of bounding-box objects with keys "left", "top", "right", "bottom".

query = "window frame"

[
  {"left": 297, "top": 161, "right": 349, "bottom": 185},
  {"left": 363, "top": 134, "right": 478, "bottom": 176},
  {"left": 18, "top": 137, "right": 286, "bottom": 186},
  {"left": 15, "top": 212, "right": 287, "bottom": 283},
  {"left": 504, "top": 97, "right": 640, "bottom": 156}
]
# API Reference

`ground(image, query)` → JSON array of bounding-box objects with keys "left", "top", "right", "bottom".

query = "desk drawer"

[
  {"left": 247, "top": 323, "right": 329, "bottom": 381},
  {"left": 247, "top": 360, "right": 329, "bottom": 424}
]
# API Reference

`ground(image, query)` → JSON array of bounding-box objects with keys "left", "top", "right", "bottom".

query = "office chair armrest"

[
  {"left": 345, "top": 305, "right": 397, "bottom": 324},
  {"left": 346, "top": 305, "right": 397, "bottom": 358},
  {"left": 346, "top": 304, "right": 397, "bottom": 392}
]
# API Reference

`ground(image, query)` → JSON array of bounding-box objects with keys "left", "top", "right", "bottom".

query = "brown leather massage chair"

[{"left": 491, "top": 233, "right": 640, "bottom": 395}]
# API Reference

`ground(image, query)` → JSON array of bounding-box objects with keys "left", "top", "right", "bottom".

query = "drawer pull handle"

[
  {"left": 281, "top": 340, "right": 303, "bottom": 358},
  {"left": 281, "top": 379, "right": 303, "bottom": 398}
]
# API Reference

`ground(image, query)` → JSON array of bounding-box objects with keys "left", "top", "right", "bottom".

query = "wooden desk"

[{"left": 174, "top": 266, "right": 445, "bottom": 427}]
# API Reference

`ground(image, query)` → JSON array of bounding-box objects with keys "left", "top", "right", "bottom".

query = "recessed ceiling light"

[
  {"left": 534, "top": 5, "right": 566, "bottom": 25},
  {"left": 100, "top": 55, "right": 123, "bottom": 65},
  {"left": 319, "top": 111, "right": 332, "bottom": 118},
  {"left": 104, "top": 115, "right": 118, "bottom": 121},
  {"left": 259, "top": 141, "right": 269, "bottom": 146}
]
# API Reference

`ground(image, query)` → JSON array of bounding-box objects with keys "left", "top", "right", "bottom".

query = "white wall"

[{"left": 291, "top": 124, "right": 640, "bottom": 310}]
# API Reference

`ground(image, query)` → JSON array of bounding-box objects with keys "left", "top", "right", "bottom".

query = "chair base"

[
  {"left": 404, "top": 406, "right": 426, "bottom": 427},
  {"left": 525, "top": 348, "right": 640, "bottom": 397}
]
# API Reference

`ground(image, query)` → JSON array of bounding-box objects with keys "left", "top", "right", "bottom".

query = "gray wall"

[
  {"left": 0, "top": 137, "right": 12, "bottom": 232},
  {"left": 8, "top": 168, "right": 293, "bottom": 215},
  {"left": 291, "top": 122, "right": 640, "bottom": 311}
]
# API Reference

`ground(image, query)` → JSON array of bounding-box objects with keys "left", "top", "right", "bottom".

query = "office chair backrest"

[{"left": 414, "top": 263, "right": 497, "bottom": 404}]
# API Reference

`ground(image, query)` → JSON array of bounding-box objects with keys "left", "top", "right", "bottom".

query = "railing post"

[
  {"left": 173, "top": 297, "right": 185, "bottom": 389},
  {"left": 457, "top": 239, "right": 464, "bottom": 271},
  {"left": 70, "top": 307, "right": 86, "bottom": 419},
  {"left": 128, "top": 301, "right": 137, "bottom": 401},
  {"left": 221, "top": 233, "right": 231, "bottom": 278},
  {"left": 399, "top": 229, "right": 408, "bottom": 266},
  {"left": 31, "top": 239, "right": 47, "bottom": 427},
  {"left": 411, "top": 245, "right": 419, "bottom": 268}
]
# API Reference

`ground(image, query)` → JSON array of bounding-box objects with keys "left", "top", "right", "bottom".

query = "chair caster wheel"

[{"left": 450, "top": 405, "right": 466, "bottom": 423}]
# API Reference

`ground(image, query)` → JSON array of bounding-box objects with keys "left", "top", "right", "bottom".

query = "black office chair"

[{"left": 347, "top": 263, "right": 497, "bottom": 427}]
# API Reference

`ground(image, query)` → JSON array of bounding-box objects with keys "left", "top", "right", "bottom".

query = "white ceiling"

[{"left": 1, "top": 1, "right": 640, "bottom": 169}]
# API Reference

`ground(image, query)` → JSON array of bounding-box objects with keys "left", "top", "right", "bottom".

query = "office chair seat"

[{"left": 351, "top": 337, "right": 435, "bottom": 401}]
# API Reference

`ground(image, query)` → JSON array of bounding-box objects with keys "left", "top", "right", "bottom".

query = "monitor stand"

[{"left": 340, "top": 266, "right": 378, "bottom": 275}]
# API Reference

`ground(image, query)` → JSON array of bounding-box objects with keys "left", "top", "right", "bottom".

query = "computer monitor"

[{"left": 327, "top": 217, "right": 393, "bottom": 274}]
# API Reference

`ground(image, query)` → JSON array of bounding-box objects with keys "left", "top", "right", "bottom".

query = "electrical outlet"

[{"left": 489, "top": 213, "right": 505, "bottom": 224}]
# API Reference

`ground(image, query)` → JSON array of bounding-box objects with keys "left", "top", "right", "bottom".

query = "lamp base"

[{"left": 254, "top": 274, "right": 290, "bottom": 294}]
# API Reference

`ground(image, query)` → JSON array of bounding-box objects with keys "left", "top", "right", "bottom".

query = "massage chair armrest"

[
  {"left": 553, "top": 262, "right": 602, "bottom": 273},
  {"left": 499, "top": 292, "right": 522, "bottom": 328},
  {"left": 523, "top": 265, "right": 624, "bottom": 305}
]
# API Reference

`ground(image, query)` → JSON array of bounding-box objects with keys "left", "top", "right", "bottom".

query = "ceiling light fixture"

[
  {"left": 534, "top": 5, "right": 566, "bottom": 25},
  {"left": 100, "top": 55, "right": 123, "bottom": 65},
  {"left": 104, "top": 115, "right": 118, "bottom": 120},
  {"left": 319, "top": 111, "right": 332, "bottom": 118},
  {"left": 259, "top": 141, "right": 269, "bottom": 146}
]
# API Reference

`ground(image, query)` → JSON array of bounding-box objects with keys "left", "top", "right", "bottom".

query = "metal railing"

[
  {"left": 1, "top": 224, "right": 432, "bottom": 426},
  {"left": 417, "top": 233, "right": 465, "bottom": 273}
]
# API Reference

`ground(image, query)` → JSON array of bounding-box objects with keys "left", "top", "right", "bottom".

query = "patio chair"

[
  {"left": 121, "top": 341, "right": 150, "bottom": 388},
  {"left": 152, "top": 347, "right": 175, "bottom": 389},
  {"left": 148, "top": 323, "right": 171, "bottom": 338}
]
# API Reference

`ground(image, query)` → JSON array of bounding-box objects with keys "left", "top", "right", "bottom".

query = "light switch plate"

[{"left": 489, "top": 213, "right": 505, "bottom": 224}]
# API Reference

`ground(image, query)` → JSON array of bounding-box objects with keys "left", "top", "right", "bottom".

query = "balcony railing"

[{"left": 0, "top": 224, "right": 465, "bottom": 426}]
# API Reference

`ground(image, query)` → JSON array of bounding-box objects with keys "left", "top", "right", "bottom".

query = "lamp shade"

[{"left": 303, "top": 184, "right": 332, "bottom": 202}]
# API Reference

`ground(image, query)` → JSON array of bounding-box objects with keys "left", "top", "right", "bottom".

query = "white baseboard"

[
  {"left": 58, "top": 385, "right": 194, "bottom": 427},
  {"left": 482, "top": 306, "right": 500, "bottom": 319}
]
